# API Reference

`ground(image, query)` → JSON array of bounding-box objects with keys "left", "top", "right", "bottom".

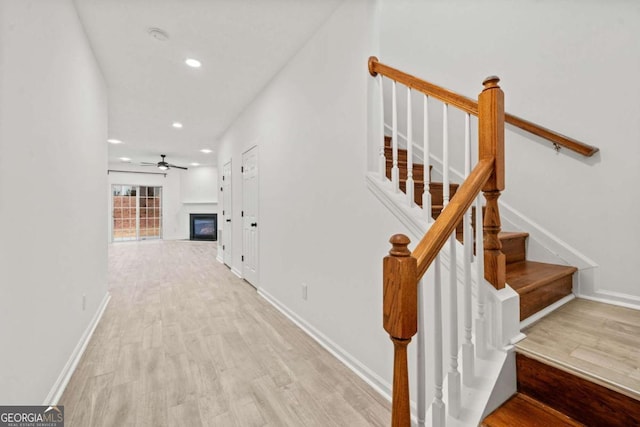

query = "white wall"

[
  {"left": 379, "top": 0, "right": 640, "bottom": 305},
  {"left": 0, "top": 0, "right": 108, "bottom": 403},
  {"left": 179, "top": 166, "right": 218, "bottom": 239},
  {"left": 217, "top": 0, "right": 417, "bottom": 394},
  {"left": 107, "top": 164, "right": 217, "bottom": 241}
]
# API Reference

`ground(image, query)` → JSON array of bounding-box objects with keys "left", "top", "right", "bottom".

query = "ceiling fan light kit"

[{"left": 141, "top": 154, "right": 188, "bottom": 171}]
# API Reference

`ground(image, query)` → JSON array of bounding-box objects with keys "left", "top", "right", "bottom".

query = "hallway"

[{"left": 59, "top": 241, "right": 390, "bottom": 426}]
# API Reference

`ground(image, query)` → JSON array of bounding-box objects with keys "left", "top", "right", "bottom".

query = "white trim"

[
  {"left": 365, "top": 172, "right": 428, "bottom": 241},
  {"left": 231, "top": 267, "right": 243, "bottom": 279},
  {"left": 216, "top": 253, "right": 224, "bottom": 264},
  {"left": 257, "top": 288, "right": 392, "bottom": 403},
  {"left": 182, "top": 201, "right": 218, "bottom": 205},
  {"left": 576, "top": 291, "right": 640, "bottom": 312},
  {"left": 519, "top": 294, "right": 575, "bottom": 329},
  {"left": 44, "top": 292, "right": 111, "bottom": 405}
]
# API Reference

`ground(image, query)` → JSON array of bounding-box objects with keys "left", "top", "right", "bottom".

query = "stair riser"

[
  {"left": 519, "top": 275, "right": 572, "bottom": 320},
  {"left": 501, "top": 236, "right": 527, "bottom": 264},
  {"left": 384, "top": 147, "right": 410, "bottom": 162},
  {"left": 428, "top": 183, "right": 459, "bottom": 207},
  {"left": 386, "top": 163, "right": 427, "bottom": 181},
  {"left": 517, "top": 353, "right": 640, "bottom": 427}
]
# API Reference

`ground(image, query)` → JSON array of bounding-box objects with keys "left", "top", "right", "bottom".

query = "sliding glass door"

[{"left": 112, "top": 185, "right": 162, "bottom": 242}]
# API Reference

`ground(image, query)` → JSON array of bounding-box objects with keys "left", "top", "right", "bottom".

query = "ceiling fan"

[{"left": 140, "top": 154, "right": 188, "bottom": 171}]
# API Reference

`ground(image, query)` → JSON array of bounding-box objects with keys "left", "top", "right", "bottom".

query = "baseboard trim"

[
  {"left": 575, "top": 291, "right": 640, "bottom": 312},
  {"left": 257, "top": 288, "right": 392, "bottom": 403},
  {"left": 231, "top": 267, "right": 243, "bottom": 279},
  {"left": 44, "top": 292, "right": 111, "bottom": 405}
]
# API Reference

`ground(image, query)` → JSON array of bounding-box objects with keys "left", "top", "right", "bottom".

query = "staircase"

[
  {"left": 369, "top": 57, "right": 616, "bottom": 427},
  {"left": 386, "top": 136, "right": 640, "bottom": 426},
  {"left": 384, "top": 136, "right": 577, "bottom": 322}
]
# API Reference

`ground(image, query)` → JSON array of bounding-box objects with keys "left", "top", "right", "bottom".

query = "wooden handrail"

[
  {"left": 413, "top": 159, "right": 493, "bottom": 279},
  {"left": 505, "top": 113, "right": 598, "bottom": 157},
  {"left": 368, "top": 56, "right": 478, "bottom": 116},
  {"left": 368, "top": 56, "right": 599, "bottom": 157}
]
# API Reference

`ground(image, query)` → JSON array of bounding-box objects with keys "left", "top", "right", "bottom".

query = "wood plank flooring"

[
  {"left": 517, "top": 298, "right": 640, "bottom": 401},
  {"left": 59, "top": 241, "right": 390, "bottom": 426}
]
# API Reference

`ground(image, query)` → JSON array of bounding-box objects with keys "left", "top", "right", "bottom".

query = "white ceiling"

[{"left": 74, "top": 0, "right": 343, "bottom": 168}]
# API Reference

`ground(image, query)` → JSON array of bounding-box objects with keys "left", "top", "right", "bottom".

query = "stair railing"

[
  {"left": 369, "top": 57, "right": 599, "bottom": 427},
  {"left": 370, "top": 57, "right": 507, "bottom": 427}
]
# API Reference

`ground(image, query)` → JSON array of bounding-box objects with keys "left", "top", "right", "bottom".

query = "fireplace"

[{"left": 190, "top": 213, "right": 217, "bottom": 241}]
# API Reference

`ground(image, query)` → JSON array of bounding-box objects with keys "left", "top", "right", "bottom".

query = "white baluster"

[
  {"left": 406, "top": 87, "right": 414, "bottom": 206},
  {"left": 379, "top": 75, "right": 386, "bottom": 181},
  {"left": 431, "top": 255, "right": 445, "bottom": 426},
  {"left": 462, "top": 113, "right": 475, "bottom": 386},
  {"left": 442, "top": 103, "right": 450, "bottom": 208},
  {"left": 417, "top": 278, "right": 426, "bottom": 427},
  {"left": 391, "top": 81, "right": 400, "bottom": 192},
  {"left": 422, "top": 95, "right": 432, "bottom": 221},
  {"left": 475, "top": 193, "right": 488, "bottom": 358},
  {"left": 448, "top": 233, "right": 460, "bottom": 418}
]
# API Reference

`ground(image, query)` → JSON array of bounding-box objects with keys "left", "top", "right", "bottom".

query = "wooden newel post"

[
  {"left": 479, "top": 76, "right": 506, "bottom": 290},
  {"left": 383, "top": 234, "right": 418, "bottom": 427}
]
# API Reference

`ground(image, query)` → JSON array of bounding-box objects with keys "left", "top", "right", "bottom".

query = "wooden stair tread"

[
  {"left": 506, "top": 261, "right": 577, "bottom": 295},
  {"left": 397, "top": 178, "right": 425, "bottom": 184},
  {"left": 482, "top": 393, "right": 585, "bottom": 427},
  {"left": 499, "top": 231, "right": 529, "bottom": 240}
]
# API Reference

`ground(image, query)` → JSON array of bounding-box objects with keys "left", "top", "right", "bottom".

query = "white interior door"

[
  {"left": 222, "top": 161, "right": 233, "bottom": 267},
  {"left": 242, "top": 146, "right": 259, "bottom": 286}
]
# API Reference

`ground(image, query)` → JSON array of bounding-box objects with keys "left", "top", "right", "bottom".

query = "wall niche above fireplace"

[{"left": 190, "top": 213, "right": 217, "bottom": 241}]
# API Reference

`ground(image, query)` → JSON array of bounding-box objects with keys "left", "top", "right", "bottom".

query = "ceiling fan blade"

[
  {"left": 168, "top": 164, "right": 188, "bottom": 170},
  {"left": 140, "top": 162, "right": 157, "bottom": 166}
]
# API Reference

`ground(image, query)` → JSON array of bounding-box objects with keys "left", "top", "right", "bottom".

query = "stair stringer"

[{"left": 367, "top": 171, "right": 523, "bottom": 425}]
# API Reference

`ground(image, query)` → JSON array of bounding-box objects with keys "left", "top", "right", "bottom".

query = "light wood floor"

[
  {"left": 60, "top": 241, "right": 390, "bottom": 426},
  {"left": 517, "top": 298, "right": 640, "bottom": 401}
]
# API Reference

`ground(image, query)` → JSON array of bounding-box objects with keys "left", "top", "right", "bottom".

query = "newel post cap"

[
  {"left": 482, "top": 75, "right": 501, "bottom": 90},
  {"left": 388, "top": 234, "right": 411, "bottom": 257}
]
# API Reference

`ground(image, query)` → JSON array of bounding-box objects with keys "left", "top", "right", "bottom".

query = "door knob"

[
  {"left": 251, "top": 222, "right": 257, "bottom": 227},
  {"left": 226, "top": 219, "right": 231, "bottom": 223}
]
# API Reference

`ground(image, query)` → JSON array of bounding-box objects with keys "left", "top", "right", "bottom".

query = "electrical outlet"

[
  {"left": 82, "top": 294, "right": 86, "bottom": 311},
  {"left": 301, "top": 283, "right": 308, "bottom": 301}
]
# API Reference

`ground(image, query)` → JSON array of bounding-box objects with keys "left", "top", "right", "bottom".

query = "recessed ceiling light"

[
  {"left": 119, "top": 157, "right": 131, "bottom": 162},
  {"left": 190, "top": 162, "right": 200, "bottom": 166},
  {"left": 185, "top": 58, "right": 202, "bottom": 68},
  {"left": 172, "top": 122, "right": 183, "bottom": 129},
  {"left": 108, "top": 139, "right": 122, "bottom": 144},
  {"left": 200, "top": 149, "right": 212, "bottom": 154}
]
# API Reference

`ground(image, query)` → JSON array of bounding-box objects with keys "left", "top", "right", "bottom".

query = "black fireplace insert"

[{"left": 190, "top": 213, "right": 217, "bottom": 241}]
